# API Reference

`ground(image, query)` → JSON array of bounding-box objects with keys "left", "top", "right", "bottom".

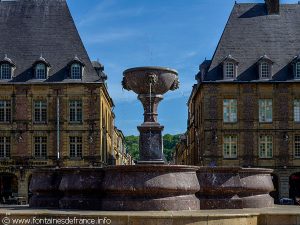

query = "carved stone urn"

[{"left": 122, "top": 66, "right": 179, "bottom": 164}]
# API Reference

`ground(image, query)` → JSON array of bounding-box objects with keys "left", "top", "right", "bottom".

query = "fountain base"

[
  {"left": 102, "top": 165, "right": 200, "bottom": 211},
  {"left": 137, "top": 124, "right": 165, "bottom": 163}
]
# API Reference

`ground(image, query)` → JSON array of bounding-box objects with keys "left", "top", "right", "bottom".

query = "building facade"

[
  {"left": 182, "top": 0, "right": 300, "bottom": 203},
  {"left": 0, "top": 0, "right": 119, "bottom": 204}
]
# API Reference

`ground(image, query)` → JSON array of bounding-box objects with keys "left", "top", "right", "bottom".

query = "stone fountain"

[
  {"left": 122, "top": 66, "right": 179, "bottom": 164},
  {"left": 29, "top": 66, "right": 274, "bottom": 211}
]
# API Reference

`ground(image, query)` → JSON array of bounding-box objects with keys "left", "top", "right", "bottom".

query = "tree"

[{"left": 125, "top": 134, "right": 181, "bottom": 163}]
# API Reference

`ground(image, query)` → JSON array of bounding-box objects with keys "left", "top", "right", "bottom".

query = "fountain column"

[{"left": 122, "top": 67, "right": 179, "bottom": 164}]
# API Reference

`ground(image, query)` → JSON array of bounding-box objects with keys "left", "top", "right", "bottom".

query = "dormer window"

[
  {"left": 222, "top": 55, "right": 238, "bottom": 80},
  {"left": 36, "top": 63, "right": 46, "bottom": 79},
  {"left": 258, "top": 55, "right": 273, "bottom": 80},
  {"left": 261, "top": 62, "right": 270, "bottom": 79},
  {"left": 0, "top": 55, "right": 15, "bottom": 80},
  {"left": 0, "top": 64, "right": 12, "bottom": 79},
  {"left": 296, "top": 62, "right": 300, "bottom": 79},
  {"left": 225, "top": 63, "right": 234, "bottom": 78},
  {"left": 71, "top": 63, "right": 81, "bottom": 79},
  {"left": 68, "top": 56, "right": 85, "bottom": 79},
  {"left": 33, "top": 56, "right": 50, "bottom": 80},
  {"left": 291, "top": 55, "right": 300, "bottom": 79}
]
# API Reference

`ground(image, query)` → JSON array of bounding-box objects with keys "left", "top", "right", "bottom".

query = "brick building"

[
  {"left": 0, "top": 0, "right": 120, "bottom": 204},
  {"left": 182, "top": 0, "right": 300, "bottom": 203}
]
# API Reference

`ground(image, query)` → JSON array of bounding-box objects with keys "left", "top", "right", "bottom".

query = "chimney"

[{"left": 265, "top": 0, "right": 280, "bottom": 15}]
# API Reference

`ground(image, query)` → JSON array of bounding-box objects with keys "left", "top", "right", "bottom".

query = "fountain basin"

[
  {"left": 196, "top": 167, "right": 274, "bottom": 209},
  {"left": 59, "top": 168, "right": 104, "bottom": 210},
  {"left": 122, "top": 66, "right": 179, "bottom": 95},
  {"left": 29, "top": 166, "right": 274, "bottom": 211},
  {"left": 29, "top": 168, "right": 62, "bottom": 209},
  {"left": 101, "top": 165, "right": 200, "bottom": 211}
]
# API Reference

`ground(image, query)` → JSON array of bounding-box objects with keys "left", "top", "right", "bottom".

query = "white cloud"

[{"left": 78, "top": 1, "right": 144, "bottom": 27}]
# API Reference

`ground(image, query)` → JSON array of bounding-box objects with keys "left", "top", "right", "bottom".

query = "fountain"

[
  {"left": 29, "top": 66, "right": 274, "bottom": 211},
  {"left": 101, "top": 66, "right": 200, "bottom": 210}
]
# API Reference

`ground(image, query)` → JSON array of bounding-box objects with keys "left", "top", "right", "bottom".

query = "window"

[
  {"left": 259, "top": 99, "right": 272, "bottom": 123},
  {"left": 225, "top": 63, "right": 234, "bottom": 79},
  {"left": 294, "top": 100, "right": 300, "bottom": 122},
  {"left": 34, "top": 136, "right": 47, "bottom": 158},
  {"left": 223, "top": 99, "right": 237, "bottom": 123},
  {"left": 35, "top": 63, "right": 46, "bottom": 79},
  {"left": 223, "top": 135, "right": 237, "bottom": 159},
  {"left": 71, "top": 63, "right": 81, "bottom": 79},
  {"left": 34, "top": 101, "right": 47, "bottom": 123},
  {"left": 296, "top": 63, "right": 300, "bottom": 79},
  {"left": 294, "top": 135, "right": 300, "bottom": 158},
  {"left": 0, "top": 64, "right": 11, "bottom": 79},
  {"left": 0, "top": 137, "right": 10, "bottom": 158},
  {"left": 0, "top": 100, "right": 11, "bottom": 123},
  {"left": 260, "top": 63, "right": 270, "bottom": 79},
  {"left": 259, "top": 135, "right": 273, "bottom": 158},
  {"left": 70, "top": 136, "right": 82, "bottom": 158},
  {"left": 69, "top": 100, "right": 82, "bottom": 123}
]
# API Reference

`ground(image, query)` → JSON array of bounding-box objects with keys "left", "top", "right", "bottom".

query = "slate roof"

[
  {"left": 202, "top": 3, "right": 300, "bottom": 82},
  {"left": 0, "top": 0, "right": 103, "bottom": 83}
]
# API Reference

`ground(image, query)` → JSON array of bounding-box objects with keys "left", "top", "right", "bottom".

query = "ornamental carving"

[
  {"left": 146, "top": 72, "right": 158, "bottom": 85},
  {"left": 121, "top": 76, "right": 131, "bottom": 91},
  {"left": 170, "top": 77, "right": 180, "bottom": 90}
]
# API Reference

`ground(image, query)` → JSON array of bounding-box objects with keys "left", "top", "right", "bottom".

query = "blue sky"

[{"left": 67, "top": 0, "right": 296, "bottom": 136}]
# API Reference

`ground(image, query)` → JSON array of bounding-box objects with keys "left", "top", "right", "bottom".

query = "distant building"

[
  {"left": 0, "top": 0, "right": 118, "bottom": 204},
  {"left": 183, "top": 0, "right": 300, "bottom": 203}
]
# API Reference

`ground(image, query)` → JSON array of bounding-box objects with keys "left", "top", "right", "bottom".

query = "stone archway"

[
  {"left": 270, "top": 173, "right": 279, "bottom": 204},
  {"left": 289, "top": 172, "right": 300, "bottom": 205},
  {"left": 0, "top": 173, "right": 18, "bottom": 204}
]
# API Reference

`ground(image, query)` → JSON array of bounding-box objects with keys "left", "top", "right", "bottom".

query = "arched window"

[
  {"left": 35, "top": 63, "right": 46, "bottom": 79},
  {"left": 0, "top": 64, "right": 12, "bottom": 79},
  {"left": 71, "top": 63, "right": 82, "bottom": 79}
]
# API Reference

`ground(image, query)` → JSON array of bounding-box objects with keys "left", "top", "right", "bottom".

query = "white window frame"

[
  {"left": 0, "top": 100, "right": 11, "bottom": 123},
  {"left": 259, "top": 135, "right": 273, "bottom": 159},
  {"left": 34, "top": 136, "right": 47, "bottom": 159},
  {"left": 223, "top": 99, "right": 237, "bottom": 123},
  {"left": 34, "top": 100, "right": 47, "bottom": 123},
  {"left": 225, "top": 62, "right": 235, "bottom": 79},
  {"left": 35, "top": 63, "right": 46, "bottom": 79},
  {"left": 69, "top": 100, "right": 82, "bottom": 123},
  {"left": 71, "top": 63, "right": 82, "bottom": 79},
  {"left": 0, "top": 64, "right": 11, "bottom": 80},
  {"left": 0, "top": 137, "right": 10, "bottom": 158},
  {"left": 296, "top": 62, "right": 300, "bottom": 79},
  {"left": 260, "top": 62, "right": 270, "bottom": 79},
  {"left": 259, "top": 99, "right": 272, "bottom": 123},
  {"left": 223, "top": 135, "right": 238, "bottom": 159},
  {"left": 69, "top": 136, "right": 82, "bottom": 158},
  {"left": 294, "top": 135, "right": 300, "bottom": 158},
  {"left": 294, "top": 100, "right": 300, "bottom": 122}
]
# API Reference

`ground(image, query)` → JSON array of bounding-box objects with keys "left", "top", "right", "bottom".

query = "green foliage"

[
  {"left": 125, "top": 134, "right": 181, "bottom": 162},
  {"left": 124, "top": 135, "right": 139, "bottom": 160}
]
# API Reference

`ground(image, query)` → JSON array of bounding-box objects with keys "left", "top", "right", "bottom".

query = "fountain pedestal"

[{"left": 138, "top": 124, "right": 164, "bottom": 164}]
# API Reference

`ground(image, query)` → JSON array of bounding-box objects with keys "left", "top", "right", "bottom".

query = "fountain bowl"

[{"left": 122, "top": 66, "right": 179, "bottom": 95}]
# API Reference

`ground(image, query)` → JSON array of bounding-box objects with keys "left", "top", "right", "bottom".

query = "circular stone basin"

[
  {"left": 123, "top": 66, "right": 178, "bottom": 95},
  {"left": 196, "top": 167, "right": 274, "bottom": 209},
  {"left": 239, "top": 168, "right": 274, "bottom": 208},
  {"left": 59, "top": 167, "right": 104, "bottom": 210},
  {"left": 29, "top": 168, "right": 62, "bottom": 209},
  {"left": 101, "top": 165, "right": 200, "bottom": 211}
]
